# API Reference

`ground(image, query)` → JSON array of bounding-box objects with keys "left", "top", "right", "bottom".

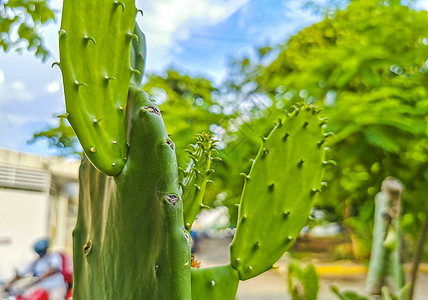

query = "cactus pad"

[
  {"left": 230, "top": 105, "right": 326, "bottom": 280},
  {"left": 191, "top": 265, "right": 239, "bottom": 300},
  {"left": 59, "top": 0, "right": 137, "bottom": 175}
]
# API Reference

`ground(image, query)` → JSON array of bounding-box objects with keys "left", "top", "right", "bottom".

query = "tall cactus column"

[
  {"left": 365, "top": 177, "right": 405, "bottom": 297},
  {"left": 73, "top": 88, "right": 191, "bottom": 299}
]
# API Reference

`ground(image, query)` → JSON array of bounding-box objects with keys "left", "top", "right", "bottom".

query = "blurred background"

[{"left": 1, "top": 0, "right": 428, "bottom": 299}]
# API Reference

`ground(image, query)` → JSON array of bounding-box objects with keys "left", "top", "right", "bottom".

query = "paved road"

[{"left": 195, "top": 237, "right": 428, "bottom": 300}]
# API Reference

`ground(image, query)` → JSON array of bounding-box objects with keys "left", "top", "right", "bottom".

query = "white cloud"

[
  {"left": 137, "top": 0, "right": 249, "bottom": 68},
  {"left": 0, "top": 81, "right": 34, "bottom": 104},
  {"left": 47, "top": 81, "right": 60, "bottom": 93}
]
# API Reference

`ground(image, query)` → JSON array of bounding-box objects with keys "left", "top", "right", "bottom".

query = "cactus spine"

[{"left": 59, "top": 1, "right": 328, "bottom": 299}]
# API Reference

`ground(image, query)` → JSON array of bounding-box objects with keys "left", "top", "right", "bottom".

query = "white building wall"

[{"left": 0, "top": 189, "right": 50, "bottom": 280}]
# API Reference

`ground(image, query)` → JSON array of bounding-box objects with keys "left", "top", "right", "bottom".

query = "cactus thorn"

[
  {"left": 83, "top": 35, "right": 96, "bottom": 45},
  {"left": 89, "top": 147, "right": 96, "bottom": 153},
  {"left": 324, "top": 132, "right": 334, "bottom": 137},
  {"left": 57, "top": 113, "right": 69, "bottom": 119},
  {"left": 58, "top": 29, "right": 67, "bottom": 38},
  {"left": 268, "top": 183, "right": 275, "bottom": 192},
  {"left": 184, "top": 261, "right": 190, "bottom": 266},
  {"left": 303, "top": 121, "right": 309, "bottom": 128},
  {"left": 130, "top": 68, "right": 141, "bottom": 75},
  {"left": 283, "top": 132, "right": 290, "bottom": 141},
  {"left": 137, "top": 9, "right": 144, "bottom": 17},
  {"left": 212, "top": 157, "right": 223, "bottom": 163},
  {"left": 51, "top": 62, "right": 61, "bottom": 69},
  {"left": 200, "top": 204, "right": 211, "bottom": 210},
  {"left": 166, "top": 194, "right": 180, "bottom": 205},
  {"left": 74, "top": 80, "right": 88, "bottom": 88},
  {"left": 241, "top": 214, "right": 247, "bottom": 220},
  {"left": 185, "top": 223, "right": 191, "bottom": 229},
  {"left": 207, "top": 179, "right": 215, "bottom": 185},
  {"left": 287, "top": 236, "right": 293, "bottom": 242},
  {"left": 239, "top": 173, "right": 250, "bottom": 180},
  {"left": 319, "top": 117, "right": 329, "bottom": 125},
  {"left": 104, "top": 76, "right": 117, "bottom": 83},
  {"left": 262, "top": 147, "right": 269, "bottom": 158},
  {"left": 253, "top": 240, "right": 260, "bottom": 249},
  {"left": 277, "top": 118, "right": 283, "bottom": 127},
  {"left": 211, "top": 280, "right": 216, "bottom": 287},
  {"left": 93, "top": 118, "right": 103, "bottom": 124},
  {"left": 113, "top": 1, "right": 125, "bottom": 12},
  {"left": 283, "top": 211, "right": 290, "bottom": 218},
  {"left": 311, "top": 188, "right": 320, "bottom": 195},
  {"left": 317, "top": 140, "right": 326, "bottom": 147},
  {"left": 112, "top": 162, "right": 116, "bottom": 166},
  {"left": 206, "top": 169, "right": 215, "bottom": 175},
  {"left": 298, "top": 159, "right": 305, "bottom": 168},
  {"left": 322, "top": 160, "right": 337, "bottom": 167},
  {"left": 259, "top": 134, "right": 267, "bottom": 142},
  {"left": 194, "top": 184, "right": 201, "bottom": 190},
  {"left": 126, "top": 33, "right": 139, "bottom": 42},
  {"left": 111, "top": 140, "right": 117, "bottom": 145},
  {"left": 141, "top": 106, "right": 160, "bottom": 115},
  {"left": 166, "top": 139, "right": 175, "bottom": 150},
  {"left": 321, "top": 182, "right": 328, "bottom": 187},
  {"left": 83, "top": 240, "right": 92, "bottom": 256},
  {"left": 235, "top": 258, "right": 241, "bottom": 264},
  {"left": 248, "top": 266, "right": 253, "bottom": 271}
]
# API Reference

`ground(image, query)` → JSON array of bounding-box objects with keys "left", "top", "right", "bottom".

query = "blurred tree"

[
  {"left": 225, "top": 0, "right": 428, "bottom": 256},
  {"left": 0, "top": 0, "right": 55, "bottom": 61}
]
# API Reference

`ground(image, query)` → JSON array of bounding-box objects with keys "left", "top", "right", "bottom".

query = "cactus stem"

[
  {"left": 90, "top": 147, "right": 96, "bottom": 153},
  {"left": 126, "top": 33, "right": 139, "bottom": 42},
  {"left": 303, "top": 121, "right": 309, "bottom": 128},
  {"left": 113, "top": 1, "right": 125, "bottom": 12},
  {"left": 57, "top": 113, "right": 69, "bottom": 119},
  {"left": 83, "top": 35, "right": 96, "bottom": 45},
  {"left": 166, "top": 194, "right": 180, "bottom": 205},
  {"left": 282, "top": 132, "right": 290, "bottom": 141},
  {"left": 51, "top": 62, "right": 61, "bottom": 69},
  {"left": 83, "top": 240, "right": 92, "bottom": 256},
  {"left": 298, "top": 159, "right": 305, "bottom": 168}
]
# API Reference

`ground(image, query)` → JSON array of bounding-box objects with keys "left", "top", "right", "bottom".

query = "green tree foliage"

[
  {"left": 0, "top": 0, "right": 55, "bottom": 61},
  {"left": 226, "top": 0, "right": 428, "bottom": 251}
]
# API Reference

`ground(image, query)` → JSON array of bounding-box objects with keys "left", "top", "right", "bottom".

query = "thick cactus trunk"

[
  {"left": 365, "top": 177, "right": 405, "bottom": 297},
  {"left": 72, "top": 88, "right": 191, "bottom": 299}
]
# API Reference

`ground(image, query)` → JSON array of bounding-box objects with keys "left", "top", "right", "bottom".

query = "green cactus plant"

[{"left": 57, "top": 1, "right": 329, "bottom": 299}]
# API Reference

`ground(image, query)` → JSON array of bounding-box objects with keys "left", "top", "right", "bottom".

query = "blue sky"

[{"left": 0, "top": 0, "right": 426, "bottom": 157}]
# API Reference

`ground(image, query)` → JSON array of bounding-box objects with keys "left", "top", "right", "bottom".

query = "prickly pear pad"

[
  {"left": 59, "top": 0, "right": 136, "bottom": 175},
  {"left": 191, "top": 265, "right": 239, "bottom": 300},
  {"left": 230, "top": 105, "right": 326, "bottom": 280}
]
